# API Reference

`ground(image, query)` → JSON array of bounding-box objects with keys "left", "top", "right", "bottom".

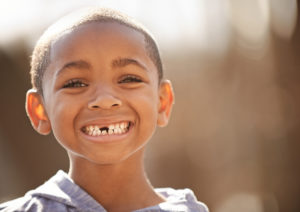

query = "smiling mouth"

[{"left": 82, "top": 121, "right": 131, "bottom": 136}]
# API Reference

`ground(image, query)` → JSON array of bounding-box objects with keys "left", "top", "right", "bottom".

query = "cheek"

[
  {"left": 46, "top": 96, "right": 79, "bottom": 140},
  {"left": 128, "top": 88, "right": 159, "bottom": 130}
]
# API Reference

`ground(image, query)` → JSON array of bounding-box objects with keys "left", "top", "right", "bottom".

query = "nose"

[{"left": 88, "top": 87, "right": 122, "bottom": 110}]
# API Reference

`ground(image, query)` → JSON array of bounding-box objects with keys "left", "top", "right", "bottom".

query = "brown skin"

[{"left": 26, "top": 22, "right": 174, "bottom": 212}]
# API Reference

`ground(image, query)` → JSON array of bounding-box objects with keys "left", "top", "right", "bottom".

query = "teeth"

[{"left": 84, "top": 122, "right": 130, "bottom": 137}]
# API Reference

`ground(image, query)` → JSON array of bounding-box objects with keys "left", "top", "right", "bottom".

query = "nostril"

[
  {"left": 89, "top": 103, "right": 119, "bottom": 110},
  {"left": 88, "top": 96, "right": 122, "bottom": 110}
]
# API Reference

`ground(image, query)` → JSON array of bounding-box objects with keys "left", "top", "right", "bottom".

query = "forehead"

[{"left": 49, "top": 22, "right": 151, "bottom": 66}]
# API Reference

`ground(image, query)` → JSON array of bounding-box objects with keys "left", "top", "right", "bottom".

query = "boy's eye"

[
  {"left": 119, "top": 75, "right": 143, "bottom": 83},
  {"left": 63, "top": 79, "right": 87, "bottom": 88}
]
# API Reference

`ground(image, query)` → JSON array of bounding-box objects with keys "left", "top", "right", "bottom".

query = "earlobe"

[
  {"left": 26, "top": 89, "right": 51, "bottom": 135},
  {"left": 157, "top": 80, "right": 174, "bottom": 127}
]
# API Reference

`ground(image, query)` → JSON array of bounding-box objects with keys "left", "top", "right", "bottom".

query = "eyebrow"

[
  {"left": 55, "top": 57, "right": 147, "bottom": 77},
  {"left": 56, "top": 60, "right": 91, "bottom": 77},
  {"left": 111, "top": 57, "right": 148, "bottom": 71}
]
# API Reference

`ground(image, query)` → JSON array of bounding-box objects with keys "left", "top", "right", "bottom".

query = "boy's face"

[{"left": 26, "top": 22, "right": 173, "bottom": 165}]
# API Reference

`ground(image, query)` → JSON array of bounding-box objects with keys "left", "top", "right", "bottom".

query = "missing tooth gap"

[{"left": 100, "top": 127, "right": 109, "bottom": 132}]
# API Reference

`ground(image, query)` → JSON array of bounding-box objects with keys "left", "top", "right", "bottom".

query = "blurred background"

[{"left": 0, "top": 0, "right": 299, "bottom": 211}]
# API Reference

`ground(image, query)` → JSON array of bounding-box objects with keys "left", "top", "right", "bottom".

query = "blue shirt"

[{"left": 0, "top": 170, "right": 209, "bottom": 212}]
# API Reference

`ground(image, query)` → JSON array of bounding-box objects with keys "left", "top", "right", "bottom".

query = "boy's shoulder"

[
  {"left": 0, "top": 195, "right": 69, "bottom": 212},
  {"left": 151, "top": 187, "right": 209, "bottom": 212},
  {"left": 0, "top": 170, "right": 105, "bottom": 212},
  {"left": 0, "top": 196, "right": 29, "bottom": 212}
]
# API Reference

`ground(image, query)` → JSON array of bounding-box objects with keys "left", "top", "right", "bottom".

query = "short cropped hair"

[{"left": 30, "top": 7, "right": 163, "bottom": 94}]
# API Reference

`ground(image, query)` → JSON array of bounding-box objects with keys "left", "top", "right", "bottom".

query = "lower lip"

[{"left": 79, "top": 126, "right": 133, "bottom": 144}]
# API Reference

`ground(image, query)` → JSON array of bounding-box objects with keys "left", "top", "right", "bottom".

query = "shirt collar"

[{"left": 26, "top": 170, "right": 106, "bottom": 212}]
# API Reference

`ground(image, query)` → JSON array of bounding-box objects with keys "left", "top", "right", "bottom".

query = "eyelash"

[
  {"left": 62, "top": 75, "right": 142, "bottom": 88},
  {"left": 63, "top": 79, "right": 87, "bottom": 88},
  {"left": 119, "top": 75, "right": 143, "bottom": 83}
]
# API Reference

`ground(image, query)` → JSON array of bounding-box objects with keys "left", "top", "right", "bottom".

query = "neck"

[{"left": 68, "top": 150, "right": 165, "bottom": 212}]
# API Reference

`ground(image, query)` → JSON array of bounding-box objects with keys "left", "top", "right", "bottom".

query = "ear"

[
  {"left": 157, "top": 80, "right": 175, "bottom": 127},
  {"left": 25, "top": 89, "right": 51, "bottom": 135}
]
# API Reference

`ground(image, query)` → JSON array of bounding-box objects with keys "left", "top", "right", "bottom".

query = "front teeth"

[{"left": 84, "top": 122, "right": 130, "bottom": 136}]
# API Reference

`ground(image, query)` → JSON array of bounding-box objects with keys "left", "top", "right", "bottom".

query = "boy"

[{"left": 0, "top": 7, "right": 208, "bottom": 212}]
